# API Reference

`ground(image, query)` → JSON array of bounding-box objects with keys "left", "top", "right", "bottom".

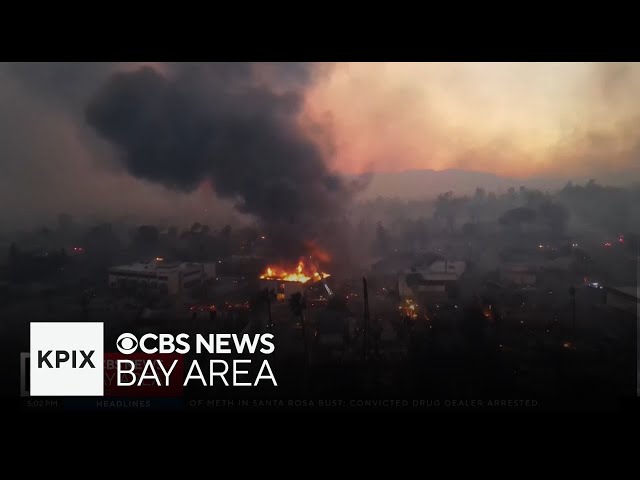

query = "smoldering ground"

[{"left": 85, "top": 63, "right": 366, "bottom": 257}]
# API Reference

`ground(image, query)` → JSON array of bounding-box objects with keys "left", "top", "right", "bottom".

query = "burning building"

[{"left": 259, "top": 259, "right": 330, "bottom": 302}]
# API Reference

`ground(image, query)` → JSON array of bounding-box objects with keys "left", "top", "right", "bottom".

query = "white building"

[
  {"left": 398, "top": 260, "right": 466, "bottom": 300},
  {"left": 108, "top": 260, "right": 216, "bottom": 295},
  {"left": 428, "top": 260, "right": 467, "bottom": 276}
]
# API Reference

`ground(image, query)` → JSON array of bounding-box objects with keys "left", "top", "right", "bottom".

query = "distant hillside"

[
  {"left": 356, "top": 168, "right": 640, "bottom": 200},
  {"left": 357, "top": 169, "right": 518, "bottom": 199}
]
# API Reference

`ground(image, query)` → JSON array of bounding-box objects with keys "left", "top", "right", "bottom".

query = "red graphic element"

[{"left": 104, "top": 352, "right": 184, "bottom": 397}]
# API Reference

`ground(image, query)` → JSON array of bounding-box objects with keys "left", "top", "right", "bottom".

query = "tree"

[
  {"left": 374, "top": 222, "right": 391, "bottom": 256},
  {"left": 538, "top": 202, "right": 570, "bottom": 233},
  {"left": 469, "top": 188, "right": 486, "bottom": 223},
  {"left": 434, "top": 191, "right": 455, "bottom": 231},
  {"left": 402, "top": 218, "right": 429, "bottom": 250},
  {"left": 134, "top": 225, "right": 159, "bottom": 248},
  {"left": 523, "top": 189, "right": 546, "bottom": 208},
  {"left": 434, "top": 191, "right": 468, "bottom": 232},
  {"left": 498, "top": 207, "right": 537, "bottom": 230},
  {"left": 474, "top": 187, "right": 486, "bottom": 202}
]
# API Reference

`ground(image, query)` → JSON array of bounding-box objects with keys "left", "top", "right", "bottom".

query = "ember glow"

[
  {"left": 259, "top": 260, "right": 330, "bottom": 284},
  {"left": 304, "top": 240, "right": 332, "bottom": 264},
  {"left": 399, "top": 299, "right": 420, "bottom": 320}
]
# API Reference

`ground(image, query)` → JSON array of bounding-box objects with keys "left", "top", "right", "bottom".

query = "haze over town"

[{"left": 1, "top": 62, "right": 639, "bottom": 230}]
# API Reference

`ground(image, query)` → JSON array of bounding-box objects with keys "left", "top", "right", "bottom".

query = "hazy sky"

[
  {"left": 305, "top": 62, "right": 640, "bottom": 177},
  {"left": 0, "top": 62, "right": 638, "bottom": 230}
]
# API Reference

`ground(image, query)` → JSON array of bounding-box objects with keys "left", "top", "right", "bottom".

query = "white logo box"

[{"left": 30, "top": 322, "right": 104, "bottom": 396}]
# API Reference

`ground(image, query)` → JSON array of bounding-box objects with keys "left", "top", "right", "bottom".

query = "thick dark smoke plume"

[{"left": 85, "top": 63, "right": 360, "bottom": 257}]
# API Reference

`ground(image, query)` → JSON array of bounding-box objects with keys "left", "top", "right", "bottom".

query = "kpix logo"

[
  {"left": 38, "top": 350, "right": 96, "bottom": 368},
  {"left": 30, "top": 322, "right": 104, "bottom": 396}
]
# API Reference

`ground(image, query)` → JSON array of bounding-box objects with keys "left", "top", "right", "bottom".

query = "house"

[
  {"left": 398, "top": 260, "right": 466, "bottom": 301},
  {"left": 108, "top": 259, "right": 216, "bottom": 295}
]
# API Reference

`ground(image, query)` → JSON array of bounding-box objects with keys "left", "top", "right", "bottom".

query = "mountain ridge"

[{"left": 355, "top": 168, "right": 640, "bottom": 199}]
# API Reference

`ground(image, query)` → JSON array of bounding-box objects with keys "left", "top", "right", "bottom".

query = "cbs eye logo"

[{"left": 116, "top": 333, "right": 138, "bottom": 354}]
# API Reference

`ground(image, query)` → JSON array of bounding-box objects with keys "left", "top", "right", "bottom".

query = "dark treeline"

[
  {"left": 0, "top": 218, "right": 267, "bottom": 286},
  {"left": 352, "top": 180, "right": 640, "bottom": 258},
  {"left": 1, "top": 180, "right": 639, "bottom": 285}
]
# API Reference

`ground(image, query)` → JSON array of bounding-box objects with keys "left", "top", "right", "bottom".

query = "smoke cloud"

[
  {"left": 1, "top": 62, "right": 639, "bottom": 236},
  {"left": 85, "top": 63, "right": 362, "bottom": 254}
]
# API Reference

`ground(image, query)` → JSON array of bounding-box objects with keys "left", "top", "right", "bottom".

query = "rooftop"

[
  {"left": 109, "top": 261, "right": 203, "bottom": 273},
  {"left": 607, "top": 286, "right": 639, "bottom": 300},
  {"left": 501, "top": 263, "right": 536, "bottom": 273}
]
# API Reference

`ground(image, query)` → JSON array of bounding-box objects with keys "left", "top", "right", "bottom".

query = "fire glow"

[{"left": 259, "top": 260, "right": 330, "bottom": 284}]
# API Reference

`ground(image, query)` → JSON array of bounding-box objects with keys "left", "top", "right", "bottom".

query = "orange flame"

[
  {"left": 399, "top": 299, "right": 419, "bottom": 320},
  {"left": 260, "top": 259, "right": 330, "bottom": 284}
]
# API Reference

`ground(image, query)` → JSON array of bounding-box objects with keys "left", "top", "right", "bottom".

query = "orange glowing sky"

[
  {"left": 303, "top": 62, "right": 640, "bottom": 178},
  {"left": 1, "top": 62, "right": 638, "bottom": 229}
]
